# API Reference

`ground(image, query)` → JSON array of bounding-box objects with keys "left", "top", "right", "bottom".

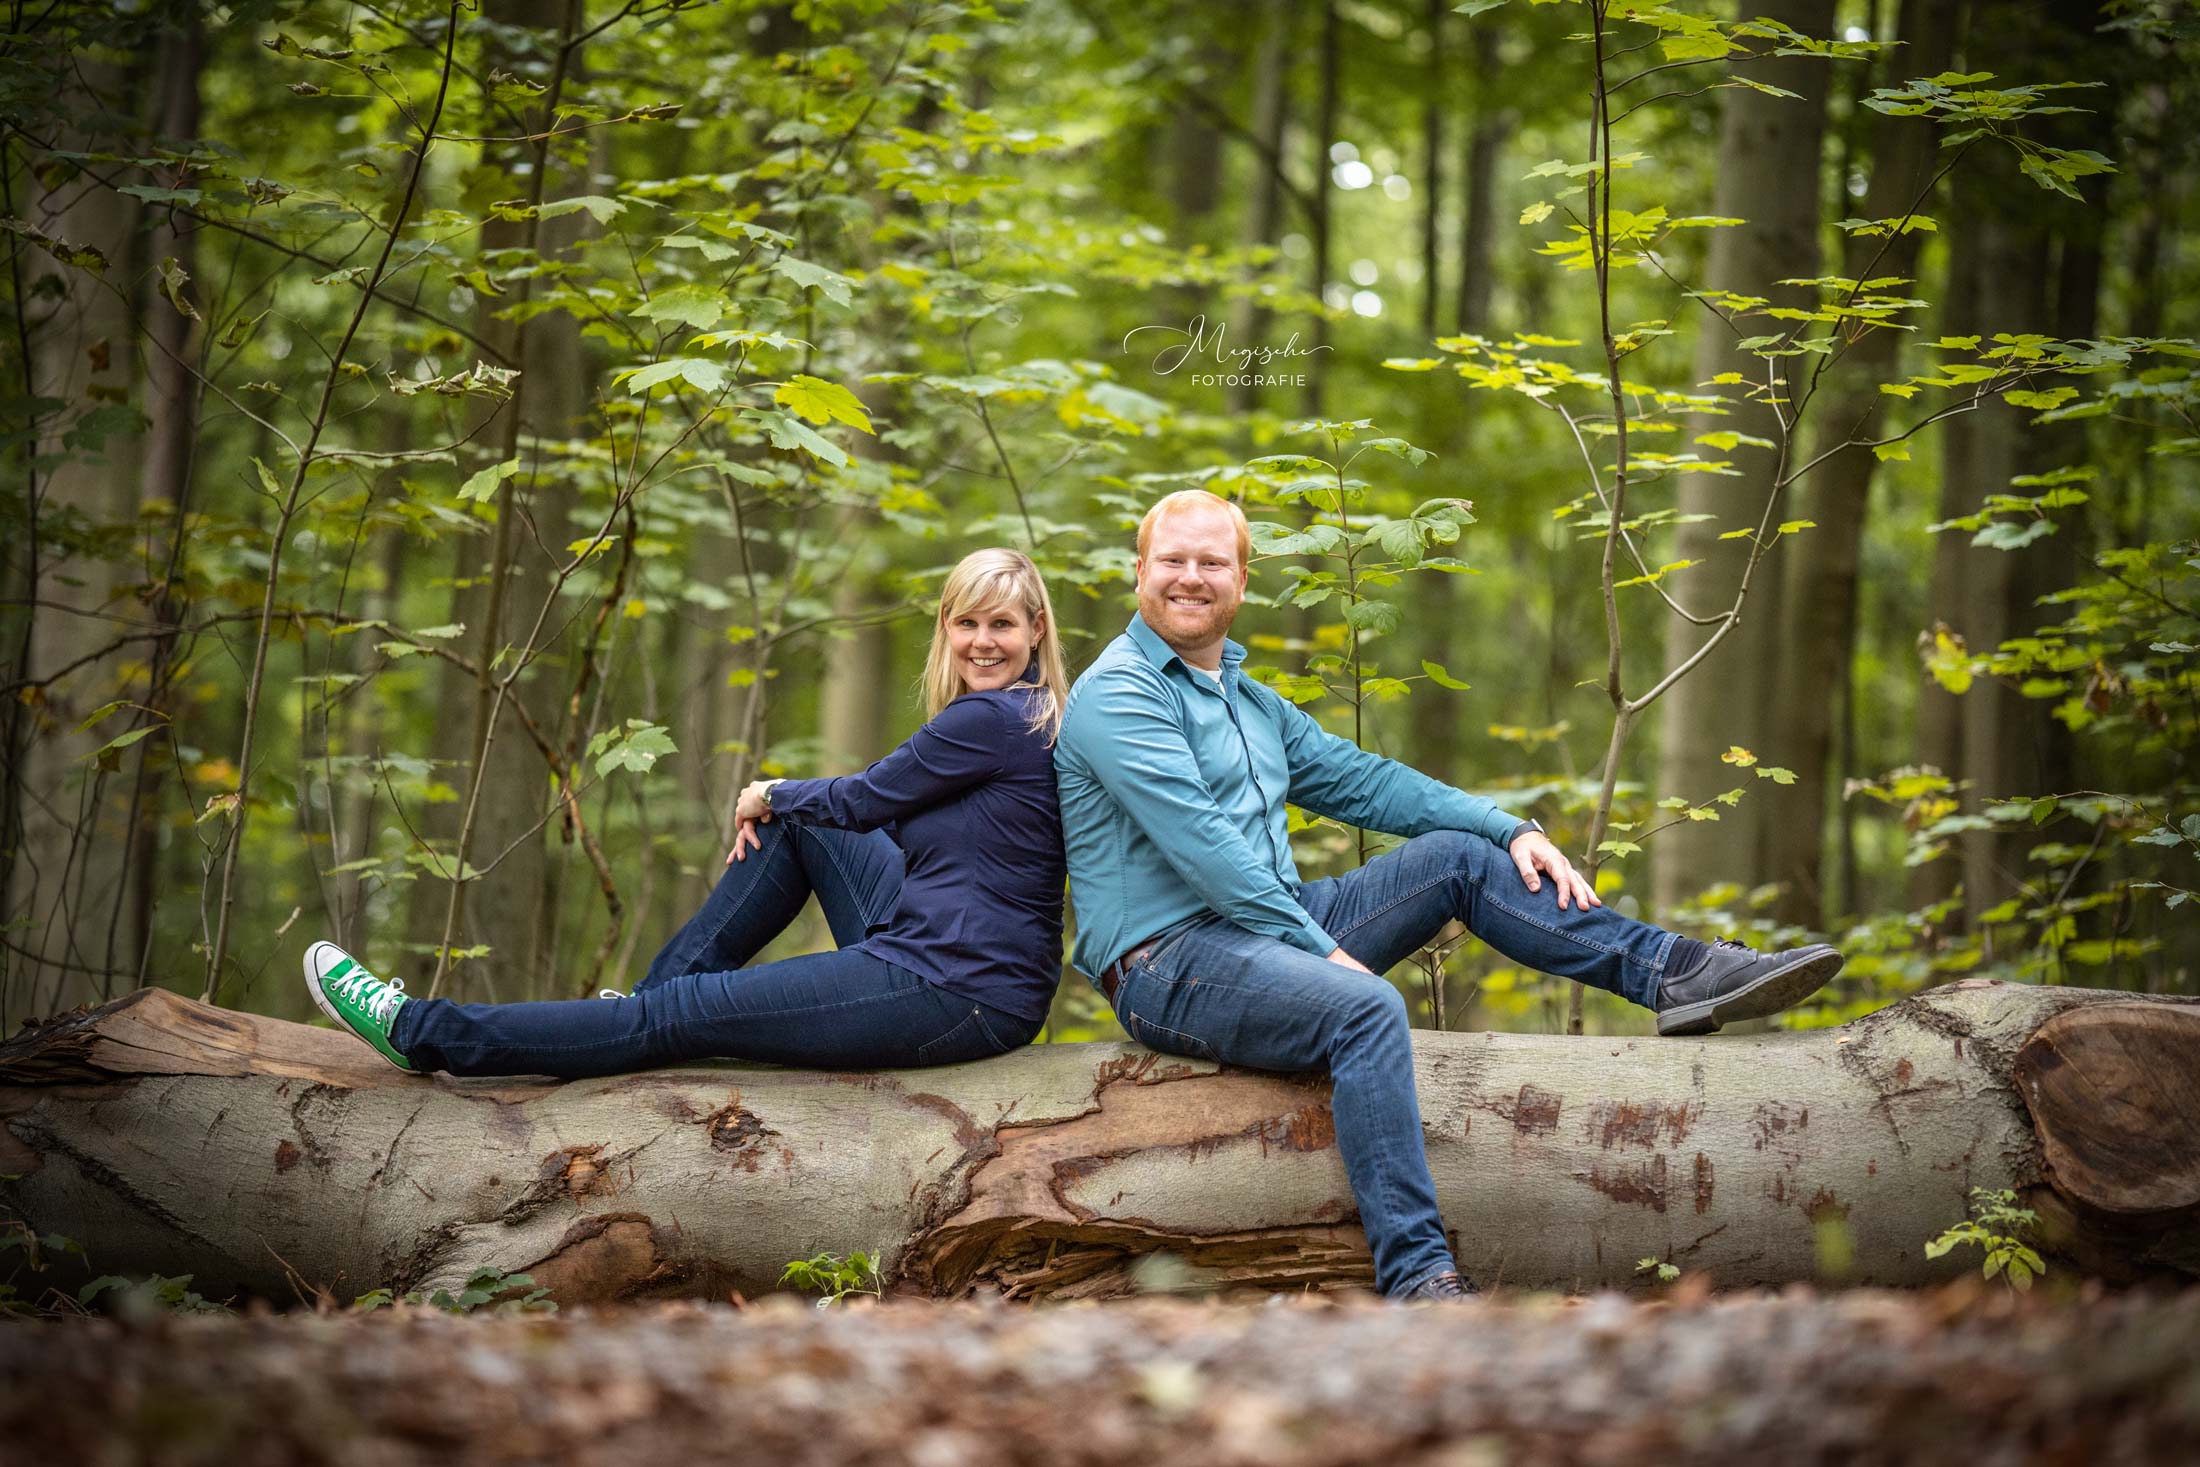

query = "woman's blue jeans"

[
  {"left": 393, "top": 821, "right": 1039, "bottom": 1077},
  {"left": 1108, "top": 829, "right": 1678, "bottom": 1297}
]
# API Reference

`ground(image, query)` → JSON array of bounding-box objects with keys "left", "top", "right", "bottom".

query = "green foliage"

[
  {"left": 588, "top": 721, "right": 679, "bottom": 777},
  {"left": 0, "top": 1221, "right": 232, "bottom": 1317},
  {"left": 779, "top": 1250, "right": 885, "bottom": 1308},
  {"left": 1926, "top": 1189, "right": 2047, "bottom": 1291},
  {"left": 1634, "top": 1256, "right": 1680, "bottom": 1284},
  {"left": 352, "top": 1266, "right": 555, "bottom": 1315},
  {"left": 1859, "top": 73, "right": 2117, "bottom": 200},
  {"left": 80, "top": 1273, "right": 233, "bottom": 1316},
  {"left": 1240, "top": 424, "right": 1469, "bottom": 706},
  {"left": 2, "top": 0, "right": 2191, "bottom": 1040},
  {"left": 1879, "top": 532, "right": 2200, "bottom": 971}
]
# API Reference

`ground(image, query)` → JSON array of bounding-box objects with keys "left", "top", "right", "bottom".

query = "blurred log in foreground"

[
  {"left": 2, "top": 1290, "right": 2198, "bottom": 1467},
  {"left": 1, "top": 981, "right": 2195, "bottom": 1303}
]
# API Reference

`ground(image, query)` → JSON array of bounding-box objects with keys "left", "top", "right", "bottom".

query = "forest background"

[{"left": 4, "top": 0, "right": 2195, "bottom": 1045}]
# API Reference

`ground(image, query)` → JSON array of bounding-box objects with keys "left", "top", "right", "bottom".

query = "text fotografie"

[{"left": 1121, "top": 314, "right": 1330, "bottom": 387}]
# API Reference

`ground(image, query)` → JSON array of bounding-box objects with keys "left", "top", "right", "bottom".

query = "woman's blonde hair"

[{"left": 920, "top": 548, "right": 1069, "bottom": 742}]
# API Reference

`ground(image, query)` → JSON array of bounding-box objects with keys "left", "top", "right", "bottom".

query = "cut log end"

[{"left": 2015, "top": 1001, "right": 2200, "bottom": 1217}]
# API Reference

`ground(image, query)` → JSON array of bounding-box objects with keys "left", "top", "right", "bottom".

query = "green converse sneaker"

[{"left": 303, "top": 940, "right": 416, "bottom": 1072}]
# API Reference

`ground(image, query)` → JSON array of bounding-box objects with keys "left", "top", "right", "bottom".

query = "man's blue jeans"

[
  {"left": 394, "top": 821, "right": 1038, "bottom": 1077},
  {"left": 1107, "top": 829, "right": 1677, "bottom": 1297}
]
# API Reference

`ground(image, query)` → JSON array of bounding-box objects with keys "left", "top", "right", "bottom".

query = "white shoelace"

[
  {"left": 332, "top": 969, "right": 406, "bottom": 1026},
  {"left": 598, "top": 988, "right": 626, "bottom": 1000}
]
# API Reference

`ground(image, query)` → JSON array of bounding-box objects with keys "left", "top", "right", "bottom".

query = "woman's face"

[{"left": 944, "top": 601, "right": 1040, "bottom": 694}]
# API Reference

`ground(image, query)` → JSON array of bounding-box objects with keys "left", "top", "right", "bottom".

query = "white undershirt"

[{"left": 1187, "top": 662, "right": 1224, "bottom": 688}]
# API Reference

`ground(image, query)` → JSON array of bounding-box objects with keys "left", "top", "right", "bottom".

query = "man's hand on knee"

[{"left": 1509, "top": 831, "right": 1601, "bottom": 911}]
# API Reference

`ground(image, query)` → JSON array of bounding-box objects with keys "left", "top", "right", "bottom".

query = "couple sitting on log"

[{"left": 306, "top": 489, "right": 1843, "bottom": 1301}]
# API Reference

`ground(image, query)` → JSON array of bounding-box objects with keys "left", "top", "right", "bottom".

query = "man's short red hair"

[{"left": 1136, "top": 490, "right": 1251, "bottom": 568}]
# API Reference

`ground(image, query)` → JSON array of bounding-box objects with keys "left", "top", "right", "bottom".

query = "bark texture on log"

[
  {"left": 5, "top": 1292, "right": 2200, "bottom": 1467},
  {"left": 3, "top": 983, "right": 2195, "bottom": 1305}
]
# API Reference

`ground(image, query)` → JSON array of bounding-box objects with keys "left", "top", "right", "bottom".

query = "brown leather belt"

[{"left": 1097, "top": 936, "right": 1161, "bottom": 1007}]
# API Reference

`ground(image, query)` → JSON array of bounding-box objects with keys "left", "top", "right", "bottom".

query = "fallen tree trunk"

[{"left": 2, "top": 981, "right": 2194, "bottom": 1303}]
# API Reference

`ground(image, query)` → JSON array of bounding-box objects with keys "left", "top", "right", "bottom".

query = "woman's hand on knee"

[
  {"left": 728, "top": 779, "right": 783, "bottom": 862},
  {"left": 727, "top": 811, "right": 768, "bottom": 865}
]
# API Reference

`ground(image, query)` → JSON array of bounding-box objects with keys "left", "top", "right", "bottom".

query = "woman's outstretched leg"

[
  {"left": 301, "top": 822, "right": 924, "bottom": 1076},
  {"left": 635, "top": 822, "right": 904, "bottom": 992},
  {"left": 306, "top": 940, "right": 1031, "bottom": 1077}
]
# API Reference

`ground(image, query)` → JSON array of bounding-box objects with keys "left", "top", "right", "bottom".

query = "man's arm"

[
  {"left": 1063, "top": 669, "right": 1337, "bottom": 955},
  {"left": 1265, "top": 686, "right": 1521, "bottom": 846},
  {"left": 1265, "top": 685, "right": 1600, "bottom": 909}
]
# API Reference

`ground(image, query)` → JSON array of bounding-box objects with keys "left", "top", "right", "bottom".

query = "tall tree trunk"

[
  {"left": 1454, "top": 25, "right": 1506, "bottom": 341},
  {"left": 6, "top": 56, "right": 146, "bottom": 1022},
  {"left": 1940, "top": 0, "right": 2112, "bottom": 931},
  {"left": 817, "top": 513, "right": 891, "bottom": 777},
  {"left": 1953, "top": 212, "right": 2048, "bottom": 927},
  {"left": 1419, "top": 0, "right": 1446, "bottom": 338},
  {"left": 1766, "top": 0, "right": 1962, "bottom": 929},
  {"left": 120, "top": 11, "right": 206, "bottom": 982},
  {"left": 1910, "top": 171, "right": 1978, "bottom": 918},
  {"left": 1226, "top": 0, "right": 1292, "bottom": 416},
  {"left": 1411, "top": 33, "right": 1507, "bottom": 788},
  {"left": 1167, "top": 42, "right": 1225, "bottom": 237},
  {"left": 403, "top": 0, "right": 587, "bottom": 999},
  {"left": 2112, "top": 77, "right": 2172, "bottom": 548},
  {"left": 1650, "top": 0, "right": 1834, "bottom": 916},
  {"left": 327, "top": 524, "right": 410, "bottom": 953},
  {"left": 1303, "top": 0, "right": 1340, "bottom": 418},
  {"left": 1161, "top": 36, "right": 1228, "bottom": 362}
]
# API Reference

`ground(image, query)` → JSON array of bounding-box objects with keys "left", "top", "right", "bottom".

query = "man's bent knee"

[
  {"left": 1333, "top": 973, "right": 1410, "bottom": 1038},
  {"left": 1424, "top": 827, "right": 1510, "bottom": 885},
  {"left": 1403, "top": 827, "right": 1485, "bottom": 873}
]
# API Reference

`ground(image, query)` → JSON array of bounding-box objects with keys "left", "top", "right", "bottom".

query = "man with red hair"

[{"left": 1055, "top": 489, "right": 1842, "bottom": 1301}]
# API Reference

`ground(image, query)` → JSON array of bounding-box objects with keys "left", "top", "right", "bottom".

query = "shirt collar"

[{"left": 1125, "top": 613, "right": 1244, "bottom": 677}]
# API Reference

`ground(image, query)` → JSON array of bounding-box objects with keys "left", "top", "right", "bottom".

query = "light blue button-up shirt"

[{"left": 1054, "top": 614, "right": 1525, "bottom": 978}]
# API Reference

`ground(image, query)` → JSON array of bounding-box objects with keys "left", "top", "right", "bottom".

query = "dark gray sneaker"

[
  {"left": 1655, "top": 939, "right": 1843, "bottom": 1037},
  {"left": 1398, "top": 1270, "right": 1480, "bottom": 1302}
]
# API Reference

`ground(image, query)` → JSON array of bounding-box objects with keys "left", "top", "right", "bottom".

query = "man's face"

[{"left": 1135, "top": 504, "right": 1248, "bottom": 655}]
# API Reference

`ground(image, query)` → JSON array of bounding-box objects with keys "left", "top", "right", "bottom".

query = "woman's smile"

[{"left": 947, "top": 603, "right": 1039, "bottom": 692}]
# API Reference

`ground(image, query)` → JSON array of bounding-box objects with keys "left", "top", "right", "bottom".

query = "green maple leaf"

[{"left": 773, "top": 374, "right": 873, "bottom": 432}]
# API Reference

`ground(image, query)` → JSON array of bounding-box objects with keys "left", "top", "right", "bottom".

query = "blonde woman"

[{"left": 304, "top": 549, "right": 1069, "bottom": 1076}]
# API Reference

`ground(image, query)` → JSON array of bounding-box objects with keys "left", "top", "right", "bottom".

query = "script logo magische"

[{"left": 1122, "top": 314, "right": 1330, "bottom": 388}]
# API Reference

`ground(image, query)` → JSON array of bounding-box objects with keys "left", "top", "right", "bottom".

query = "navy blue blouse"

[{"left": 765, "top": 673, "right": 1065, "bottom": 1024}]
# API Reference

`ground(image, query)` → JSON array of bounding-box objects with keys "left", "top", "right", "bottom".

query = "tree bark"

[
  {"left": 5, "top": 982, "right": 2194, "bottom": 1306},
  {"left": 7, "top": 55, "right": 148, "bottom": 1021},
  {"left": 1651, "top": 0, "right": 1834, "bottom": 915}
]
